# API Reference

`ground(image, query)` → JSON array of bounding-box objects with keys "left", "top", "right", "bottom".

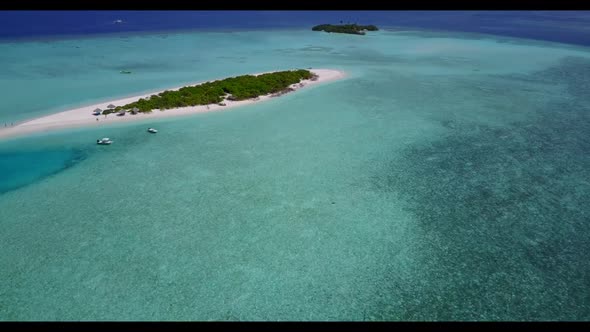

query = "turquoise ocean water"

[{"left": 1, "top": 28, "right": 590, "bottom": 320}]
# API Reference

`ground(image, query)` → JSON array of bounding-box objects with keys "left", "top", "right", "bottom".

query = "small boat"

[
  {"left": 147, "top": 128, "right": 158, "bottom": 133},
  {"left": 120, "top": 70, "right": 132, "bottom": 74},
  {"left": 97, "top": 138, "right": 113, "bottom": 145},
  {"left": 114, "top": 19, "right": 124, "bottom": 24},
  {"left": 218, "top": 103, "right": 227, "bottom": 106}
]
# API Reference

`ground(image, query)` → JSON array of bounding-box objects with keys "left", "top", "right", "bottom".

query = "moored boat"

[{"left": 97, "top": 138, "right": 113, "bottom": 145}]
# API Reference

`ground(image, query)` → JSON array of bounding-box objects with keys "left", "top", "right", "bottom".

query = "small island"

[
  {"left": 0, "top": 68, "right": 346, "bottom": 140},
  {"left": 312, "top": 24, "right": 379, "bottom": 35},
  {"left": 103, "top": 69, "right": 316, "bottom": 114}
]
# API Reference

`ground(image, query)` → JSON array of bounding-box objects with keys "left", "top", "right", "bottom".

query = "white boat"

[
  {"left": 97, "top": 138, "right": 113, "bottom": 145},
  {"left": 147, "top": 128, "right": 158, "bottom": 133}
]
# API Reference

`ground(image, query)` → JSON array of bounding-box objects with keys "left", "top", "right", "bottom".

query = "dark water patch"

[
  {"left": 273, "top": 48, "right": 297, "bottom": 54},
  {"left": 0, "top": 63, "right": 88, "bottom": 80},
  {"left": 366, "top": 57, "right": 590, "bottom": 320},
  {"left": 537, "top": 56, "right": 590, "bottom": 101},
  {"left": 96, "top": 60, "right": 180, "bottom": 72},
  {"left": 215, "top": 56, "right": 247, "bottom": 63},
  {"left": 0, "top": 148, "right": 87, "bottom": 195},
  {"left": 300, "top": 46, "right": 334, "bottom": 52},
  {"left": 273, "top": 46, "right": 405, "bottom": 66}
]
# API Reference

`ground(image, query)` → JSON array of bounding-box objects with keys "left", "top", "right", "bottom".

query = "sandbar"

[{"left": 0, "top": 68, "right": 346, "bottom": 140}]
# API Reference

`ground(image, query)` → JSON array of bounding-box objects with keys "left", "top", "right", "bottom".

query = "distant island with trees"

[
  {"left": 312, "top": 24, "right": 379, "bottom": 35},
  {"left": 104, "top": 69, "right": 316, "bottom": 114}
]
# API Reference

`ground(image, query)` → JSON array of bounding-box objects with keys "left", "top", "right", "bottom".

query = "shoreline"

[{"left": 0, "top": 68, "right": 346, "bottom": 140}]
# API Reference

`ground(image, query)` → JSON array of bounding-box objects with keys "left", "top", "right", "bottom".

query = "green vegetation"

[
  {"left": 312, "top": 24, "right": 379, "bottom": 35},
  {"left": 104, "top": 69, "right": 315, "bottom": 114}
]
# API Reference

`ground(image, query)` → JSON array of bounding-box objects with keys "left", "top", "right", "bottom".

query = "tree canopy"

[
  {"left": 312, "top": 24, "right": 379, "bottom": 35},
  {"left": 104, "top": 69, "right": 315, "bottom": 114}
]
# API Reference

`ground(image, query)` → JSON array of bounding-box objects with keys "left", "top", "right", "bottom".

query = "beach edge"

[{"left": 0, "top": 68, "right": 347, "bottom": 140}]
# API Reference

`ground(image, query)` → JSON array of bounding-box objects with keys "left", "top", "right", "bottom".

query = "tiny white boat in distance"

[
  {"left": 97, "top": 138, "right": 113, "bottom": 145},
  {"left": 147, "top": 128, "right": 158, "bottom": 133}
]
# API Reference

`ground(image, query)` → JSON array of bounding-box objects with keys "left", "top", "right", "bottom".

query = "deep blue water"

[
  {"left": 0, "top": 148, "right": 85, "bottom": 194},
  {"left": 1, "top": 11, "right": 590, "bottom": 46}
]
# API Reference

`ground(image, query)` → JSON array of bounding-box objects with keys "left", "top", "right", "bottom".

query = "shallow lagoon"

[{"left": 1, "top": 28, "right": 589, "bottom": 320}]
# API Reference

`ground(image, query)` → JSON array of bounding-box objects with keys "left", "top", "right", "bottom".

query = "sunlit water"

[{"left": 0, "top": 28, "right": 589, "bottom": 320}]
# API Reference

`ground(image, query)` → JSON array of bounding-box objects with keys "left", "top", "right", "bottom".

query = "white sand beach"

[{"left": 0, "top": 68, "right": 346, "bottom": 140}]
